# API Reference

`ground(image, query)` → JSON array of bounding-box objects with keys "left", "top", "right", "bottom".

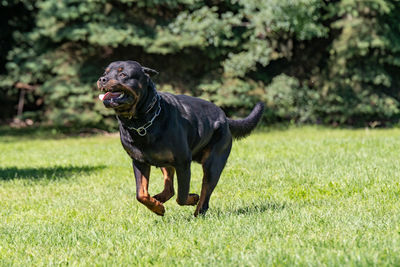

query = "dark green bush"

[{"left": 1, "top": 0, "right": 400, "bottom": 129}]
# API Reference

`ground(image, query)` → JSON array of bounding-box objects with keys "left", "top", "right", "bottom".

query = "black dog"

[{"left": 97, "top": 60, "right": 264, "bottom": 216}]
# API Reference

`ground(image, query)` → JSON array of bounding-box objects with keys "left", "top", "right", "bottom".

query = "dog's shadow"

[
  {"left": 168, "top": 201, "right": 287, "bottom": 222},
  {"left": 0, "top": 165, "right": 105, "bottom": 181},
  {"left": 229, "top": 202, "right": 287, "bottom": 215},
  {"left": 211, "top": 201, "right": 287, "bottom": 218}
]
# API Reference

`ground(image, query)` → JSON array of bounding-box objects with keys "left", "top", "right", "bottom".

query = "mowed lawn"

[{"left": 1, "top": 127, "right": 400, "bottom": 265}]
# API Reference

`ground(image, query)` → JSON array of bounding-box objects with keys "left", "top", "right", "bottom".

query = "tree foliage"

[{"left": 1, "top": 0, "right": 400, "bottom": 128}]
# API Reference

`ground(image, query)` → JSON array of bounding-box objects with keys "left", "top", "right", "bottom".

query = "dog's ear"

[{"left": 142, "top": 67, "right": 159, "bottom": 77}]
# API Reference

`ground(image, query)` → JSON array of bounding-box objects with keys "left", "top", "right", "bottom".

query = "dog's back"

[{"left": 161, "top": 92, "right": 264, "bottom": 140}]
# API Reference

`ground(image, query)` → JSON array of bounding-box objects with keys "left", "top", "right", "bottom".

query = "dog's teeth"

[
  {"left": 117, "top": 93, "right": 125, "bottom": 99},
  {"left": 99, "top": 94, "right": 105, "bottom": 100}
]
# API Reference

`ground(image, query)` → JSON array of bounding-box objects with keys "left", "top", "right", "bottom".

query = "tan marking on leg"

[
  {"left": 136, "top": 171, "right": 165, "bottom": 216},
  {"left": 194, "top": 183, "right": 209, "bottom": 217},
  {"left": 201, "top": 148, "right": 211, "bottom": 165},
  {"left": 194, "top": 149, "right": 212, "bottom": 216},
  {"left": 153, "top": 167, "right": 175, "bottom": 203}
]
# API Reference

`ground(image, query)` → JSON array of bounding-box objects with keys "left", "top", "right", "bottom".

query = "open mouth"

[
  {"left": 97, "top": 79, "right": 137, "bottom": 114},
  {"left": 99, "top": 91, "right": 125, "bottom": 101},
  {"left": 98, "top": 90, "right": 134, "bottom": 109}
]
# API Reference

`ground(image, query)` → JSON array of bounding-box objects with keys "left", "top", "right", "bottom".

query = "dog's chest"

[{"left": 120, "top": 135, "right": 174, "bottom": 166}]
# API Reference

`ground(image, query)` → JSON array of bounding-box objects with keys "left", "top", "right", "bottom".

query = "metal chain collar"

[
  {"left": 145, "top": 93, "right": 159, "bottom": 113},
  {"left": 126, "top": 94, "right": 161, "bottom": 136}
]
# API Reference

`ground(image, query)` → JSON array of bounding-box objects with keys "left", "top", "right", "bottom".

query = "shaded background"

[{"left": 1, "top": 0, "right": 399, "bottom": 130}]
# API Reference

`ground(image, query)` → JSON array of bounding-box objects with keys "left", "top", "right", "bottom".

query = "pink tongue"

[{"left": 103, "top": 92, "right": 122, "bottom": 100}]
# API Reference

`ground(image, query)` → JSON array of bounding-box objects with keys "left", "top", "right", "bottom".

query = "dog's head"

[{"left": 97, "top": 60, "right": 158, "bottom": 117}]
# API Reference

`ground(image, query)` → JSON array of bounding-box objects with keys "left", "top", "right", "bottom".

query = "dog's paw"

[
  {"left": 152, "top": 193, "right": 165, "bottom": 203},
  {"left": 151, "top": 201, "right": 165, "bottom": 216},
  {"left": 186, "top": 193, "right": 200, "bottom": 206},
  {"left": 194, "top": 203, "right": 209, "bottom": 217},
  {"left": 153, "top": 190, "right": 174, "bottom": 203}
]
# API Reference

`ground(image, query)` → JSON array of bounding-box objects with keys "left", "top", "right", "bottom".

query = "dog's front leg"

[
  {"left": 132, "top": 161, "right": 165, "bottom": 216},
  {"left": 153, "top": 167, "right": 175, "bottom": 203},
  {"left": 175, "top": 163, "right": 199, "bottom": 206}
]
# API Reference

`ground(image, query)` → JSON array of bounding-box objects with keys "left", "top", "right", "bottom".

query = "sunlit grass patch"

[{"left": 1, "top": 127, "right": 399, "bottom": 265}]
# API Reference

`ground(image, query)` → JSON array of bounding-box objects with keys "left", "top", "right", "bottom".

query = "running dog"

[{"left": 97, "top": 60, "right": 264, "bottom": 216}]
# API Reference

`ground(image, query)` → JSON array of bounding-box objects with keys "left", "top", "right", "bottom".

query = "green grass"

[{"left": 1, "top": 126, "right": 400, "bottom": 265}]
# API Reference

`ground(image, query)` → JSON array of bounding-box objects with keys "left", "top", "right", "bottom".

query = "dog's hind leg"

[
  {"left": 194, "top": 131, "right": 232, "bottom": 217},
  {"left": 153, "top": 167, "right": 175, "bottom": 203},
  {"left": 133, "top": 161, "right": 165, "bottom": 216}
]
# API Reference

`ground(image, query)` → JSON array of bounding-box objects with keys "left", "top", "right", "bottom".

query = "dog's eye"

[{"left": 119, "top": 73, "right": 127, "bottom": 78}]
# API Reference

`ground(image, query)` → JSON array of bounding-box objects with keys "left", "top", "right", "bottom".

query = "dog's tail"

[{"left": 227, "top": 102, "right": 265, "bottom": 139}]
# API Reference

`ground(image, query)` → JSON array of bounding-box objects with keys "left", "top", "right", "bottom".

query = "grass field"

[{"left": 1, "top": 127, "right": 400, "bottom": 265}]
